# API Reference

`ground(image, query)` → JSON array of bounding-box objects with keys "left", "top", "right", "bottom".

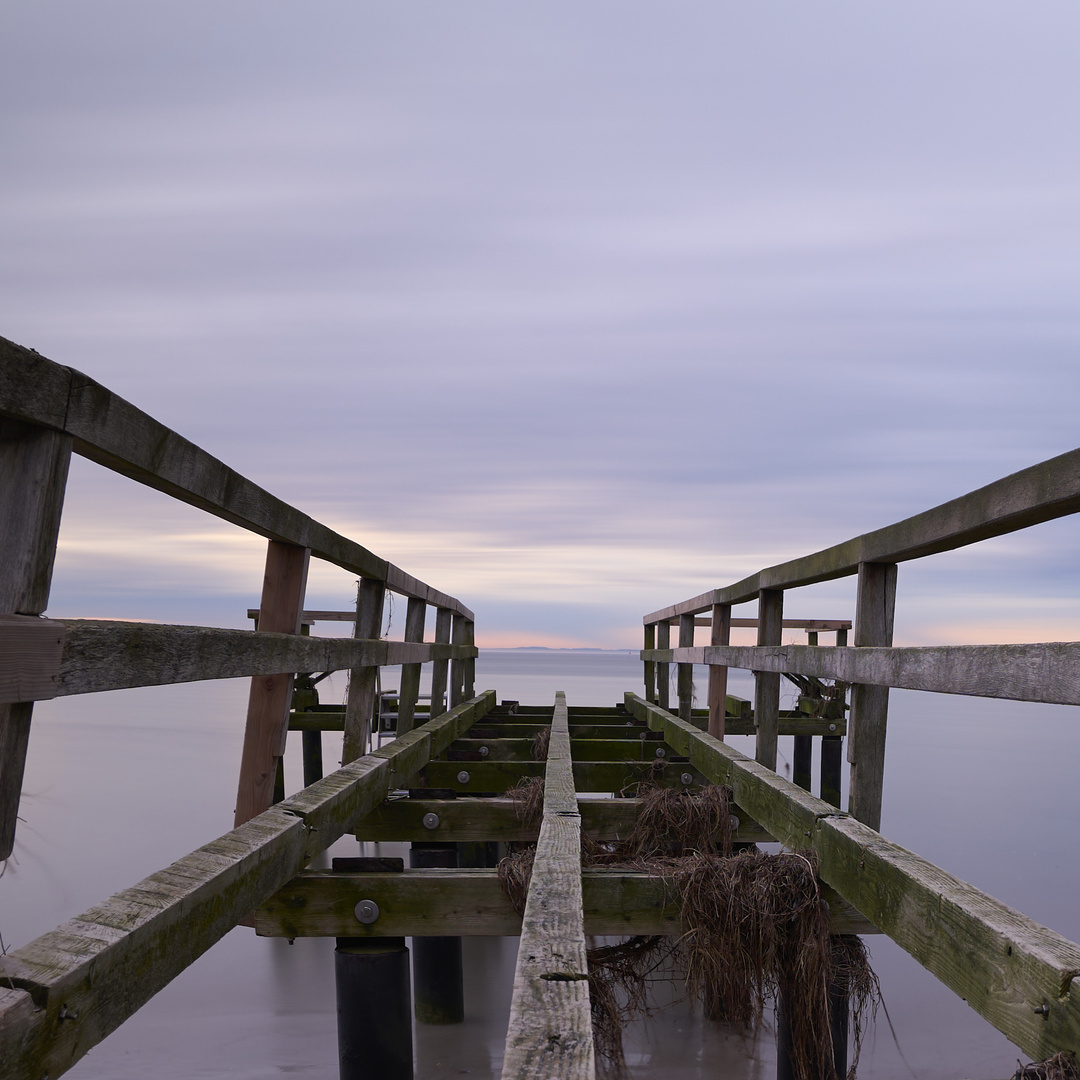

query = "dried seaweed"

[{"left": 1014, "top": 1051, "right": 1079, "bottom": 1080}]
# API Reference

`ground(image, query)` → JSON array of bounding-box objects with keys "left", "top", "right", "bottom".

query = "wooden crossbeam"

[
  {"left": 354, "top": 796, "right": 773, "bottom": 844},
  {"left": 0, "top": 615, "right": 66, "bottom": 704},
  {"left": 253, "top": 868, "right": 873, "bottom": 938},
  {"left": 501, "top": 691, "right": 593, "bottom": 1079},
  {"left": 419, "top": 760, "right": 710, "bottom": 795},
  {"left": 624, "top": 692, "right": 1080, "bottom": 1063},
  {"left": 0, "top": 692, "right": 495, "bottom": 1080}
]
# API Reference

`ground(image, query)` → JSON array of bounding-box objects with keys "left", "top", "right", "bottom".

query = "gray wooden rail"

[{"left": 0, "top": 334, "right": 477, "bottom": 858}]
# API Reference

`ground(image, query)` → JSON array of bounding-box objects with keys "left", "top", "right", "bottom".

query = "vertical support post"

[
  {"left": 234, "top": 540, "right": 310, "bottom": 826},
  {"left": 449, "top": 614, "right": 467, "bottom": 709},
  {"left": 792, "top": 629, "right": 816, "bottom": 791},
  {"left": 396, "top": 597, "right": 427, "bottom": 735},
  {"left": 302, "top": 729, "right": 324, "bottom": 788},
  {"left": 343, "top": 578, "right": 386, "bottom": 764},
  {"left": 820, "top": 626, "right": 846, "bottom": 808},
  {"left": 707, "top": 602, "right": 731, "bottom": 739},
  {"left": 847, "top": 562, "right": 897, "bottom": 831},
  {"left": 643, "top": 622, "right": 656, "bottom": 704},
  {"left": 754, "top": 589, "right": 783, "bottom": 771},
  {"left": 463, "top": 619, "right": 475, "bottom": 702},
  {"left": 0, "top": 421, "right": 72, "bottom": 860},
  {"left": 429, "top": 607, "right": 452, "bottom": 718},
  {"left": 334, "top": 857, "right": 412, "bottom": 1080},
  {"left": 656, "top": 620, "right": 670, "bottom": 712},
  {"left": 677, "top": 613, "right": 695, "bottom": 721},
  {"left": 409, "top": 842, "right": 465, "bottom": 1024}
]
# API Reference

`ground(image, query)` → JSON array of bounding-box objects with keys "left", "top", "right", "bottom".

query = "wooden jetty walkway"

[{"left": 3, "top": 333, "right": 1080, "bottom": 1078}]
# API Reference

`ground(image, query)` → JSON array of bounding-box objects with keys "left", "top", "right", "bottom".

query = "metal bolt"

[
  {"left": 680, "top": 772, "right": 694, "bottom": 786},
  {"left": 355, "top": 899, "right": 380, "bottom": 925},
  {"left": 828, "top": 723, "right": 837, "bottom": 732},
  {"left": 1034, "top": 1001, "right": 1051, "bottom": 1017},
  {"left": 655, "top": 747, "right": 666, "bottom": 758},
  {"left": 729, "top": 815, "right": 741, "bottom": 831},
  {"left": 479, "top": 745, "right": 490, "bottom": 757},
  {"left": 457, "top": 770, "right": 470, "bottom": 784},
  {"left": 422, "top": 812, "right": 440, "bottom": 830}
]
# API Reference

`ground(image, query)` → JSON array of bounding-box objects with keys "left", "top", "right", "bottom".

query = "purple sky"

[{"left": 4, "top": 2, "right": 1080, "bottom": 646}]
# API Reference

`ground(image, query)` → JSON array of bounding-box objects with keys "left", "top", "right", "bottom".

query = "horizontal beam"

[
  {"left": 658, "top": 617, "right": 851, "bottom": 630},
  {"left": 0, "top": 692, "right": 495, "bottom": 1080},
  {"left": 624, "top": 693, "right": 1080, "bottom": 1063},
  {"left": 0, "top": 336, "right": 472, "bottom": 618},
  {"left": 254, "top": 868, "right": 875, "bottom": 938},
  {"left": 7, "top": 620, "right": 477, "bottom": 702},
  {"left": 644, "top": 445, "right": 1080, "bottom": 621},
  {"left": 645, "top": 642, "right": 1080, "bottom": 706},
  {"left": 419, "top": 760, "right": 710, "bottom": 795},
  {"left": 0, "top": 615, "right": 65, "bottom": 703},
  {"left": 356, "top": 796, "right": 773, "bottom": 845}
]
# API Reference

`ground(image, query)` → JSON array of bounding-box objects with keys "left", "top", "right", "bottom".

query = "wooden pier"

[{"left": 3, "top": 333, "right": 1080, "bottom": 1078}]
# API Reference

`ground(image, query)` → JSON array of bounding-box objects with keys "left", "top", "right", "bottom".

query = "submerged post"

[{"left": 409, "top": 842, "right": 465, "bottom": 1024}]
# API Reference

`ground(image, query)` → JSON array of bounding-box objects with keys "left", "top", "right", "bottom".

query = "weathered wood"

[
  {"left": 354, "top": 796, "right": 773, "bottom": 844},
  {"left": 649, "top": 640, "right": 1080, "bottom": 706},
  {"left": 623, "top": 693, "right": 1080, "bottom": 1063},
  {"left": 0, "top": 419, "right": 72, "bottom": 860},
  {"left": 396, "top": 598, "right": 427, "bottom": 735},
  {"left": 449, "top": 615, "right": 468, "bottom": 710},
  {"left": 707, "top": 602, "right": 731, "bottom": 739},
  {"left": 656, "top": 620, "right": 670, "bottom": 711},
  {"left": 502, "top": 691, "right": 593, "bottom": 1079},
  {"left": 235, "top": 542, "right": 310, "bottom": 826},
  {"left": 666, "top": 618, "right": 853, "bottom": 631},
  {"left": 0, "top": 692, "right": 495, "bottom": 1080},
  {"left": 429, "top": 607, "right": 453, "bottom": 718},
  {"left": 754, "top": 589, "right": 783, "bottom": 770},
  {"left": 420, "top": 760, "right": 709, "bottom": 794},
  {"left": 677, "top": 613, "right": 695, "bottom": 721},
  {"left": 847, "top": 561, "right": 896, "bottom": 830},
  {"left": 644, "top": 445, "right": 1080, "bottom": 622},
  {"left": 51, "top": 621, "right": 469, "bottom": 698},
  {"left": 643, "top": 622, "right": 657, "bottom": 703},
  {"left": 463, "top": 620, "right": 476, "bottom": 701},
  {"left": 0, "top": 615, "right": 66, "bottom": 704},
  {"left": 343, "top": 578, "right": 386, "bottom": 764},
  {"left": 254, "top": 868, "right": 872, "bottom": 938}
]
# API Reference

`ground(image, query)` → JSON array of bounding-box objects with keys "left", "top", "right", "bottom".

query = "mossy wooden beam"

[
  {"left": 354, "top": 796, "right": 773, "bottom": 845},
  {"left": 0, "top": 692, "right": 495, "bottom": 1080},
  {"left": 501, "top": 691, "right": 594, "bottom": 1079},
  {"left": 647, "top": 641, "right": 1080, "bottom": 706},
  {"left": 644, "top": 444, "right": 1080, "bottom": 620},
  {"left": 0, "top": 336, "right": 472, "bottom": 618},
  {"left": 45, "top": 621, "right": 474, "bottom": 699},
  {"left": 624, "top": 693, "right": 1080, "bottom": 1062},
  {"left": 419, "top": 760, "right": 710, "bottom": 795},
  {"left": 253, "top": 868, "right": 872, "bottom": 938}
]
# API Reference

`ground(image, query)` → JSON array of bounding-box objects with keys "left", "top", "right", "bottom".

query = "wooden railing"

[{"left": 640, "top": 446, "right": 1080, "bottom": 1063}]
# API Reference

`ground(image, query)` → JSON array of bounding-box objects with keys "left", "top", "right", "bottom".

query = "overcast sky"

[{"left": 4, "top": 2, "right": 1080, "bottom": 647}]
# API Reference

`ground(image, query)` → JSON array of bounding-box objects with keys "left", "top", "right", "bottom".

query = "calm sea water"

[{"left": 5, "top": 649, "right": 1077, "bottom": 1078}]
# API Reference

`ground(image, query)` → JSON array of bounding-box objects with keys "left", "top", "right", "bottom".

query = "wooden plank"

[
  {"left": 643, "top": 622, "right": 657, "bottom": 702},
  {"left": 420, "top": 760, "right": 710, "bottom": 795},
  {"left": 656, "top": 620, "right": 670, "bottom": 711},
  {"left": 677, "top": 613, "right": 695, "bottom": 721},
  {"left": 0, "top": 419, "right": 72, "bottom": 861},
  {"left": 450, "top": 614, "right": 468, "bottom": 709},
  {"left": 396, "top": 598, "right": 427, "bottom": 735},
  {"left": 623, "top": 693, "right": 1080, "bottom": 1063},
  {"left": 254, "top": 868, "right": 872, "bottom": 938},
  {"left": 354, "top": 796, "right": 773, "bottom": 845},
  {"left": 651, "top": 641, "right": 1080, "bottom": 706},
  {"left": 707, "top": 602, "right": 731, "bottom": 739},
  {"left": 0, "top": 692, "right": 495, "bottom": 1080},
  {"left": 0, "top": 615, "right": 66, "bottom": 704},
  {"left": 501, "top": 691, "right": 593, "bottom": 1079},
  {"left": 667, "top": 618, "right": 852, "bottom": 630},
  {"left": 0, "top": 339, "right": 473, "bottom": 618},
  {"left": 753, "top": 589, "right": 783, "bottom": 771},
  {"left": 847, "top": 561, "right": 896, "bottom": 830},
  {"left": 644, "top": 445, "right": 1080, "bottom": 622},
  {"left": 343, "top": 578, "right": 385, "bottom": 764}
]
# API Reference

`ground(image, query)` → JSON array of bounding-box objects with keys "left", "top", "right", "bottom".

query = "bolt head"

[
  {"left": 457, "top": 770, "right": 470, "bottom": 784},
  {"left": 655, "top": 747, "right": 666, "bottom": 758},
  {"left": 680, "top": 772, "right": 694, "bottom": 786},
  {"left": 354, "top": 899, "right": 380, "bottom": 925},
  {"left": 422, "top": 812, "right": 441, "bottom": 830},
  {"left": 479, "top": 745, "right": 490, "bottom": 757}
]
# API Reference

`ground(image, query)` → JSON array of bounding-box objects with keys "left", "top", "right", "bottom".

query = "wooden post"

[
  {"left": 234, "top": 540, "right": 310, "bottom": 826},
  {"left": 792, "top": 630, "right": 816, "bottom": 791},
  {"left": 754, "top": 589, "right": 783, "bottom": 771},
  {"left": 429, "top": 607, "right": 452, "bottom": 719},
  {"left": 342, "top": 578, "right": 386, "bottom": 764},
  {"left": 449, "top": 615, "right": 467, "bottom": 710},
  {"left": 463, "top": 619, "right": 475, "bottom": 702},
  {"left": 656, "top": 620, "right": 670, "bottom": 712},
  {"left": 677, "top": 613, "right": 695, "bottom": 721},
  {"left": 820, "top": 626, "right": 846, "bottom": 808},
  {"left": 707, "top": 602, "right": 731, "bottom": 739},
  {"left": 847, "top": 561, "right": 897, "bottom": 831},
  {"left": 0, "top": 421, "right": 72, "bottom": 860},
  {"left": 643, "top": 623, "right": 656, "bottom": 703},
  {"left": 396, "top": 598, "right": 427, "bottom": 735}
]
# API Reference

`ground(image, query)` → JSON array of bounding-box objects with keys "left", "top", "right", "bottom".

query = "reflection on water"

[{"left": 5, "top": 650, "right": 1078, "bottom": 1077}]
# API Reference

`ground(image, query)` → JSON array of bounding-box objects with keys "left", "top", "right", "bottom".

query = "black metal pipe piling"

[{"left": 409, "top": 842, "right": 465, "bottom": 1024}]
